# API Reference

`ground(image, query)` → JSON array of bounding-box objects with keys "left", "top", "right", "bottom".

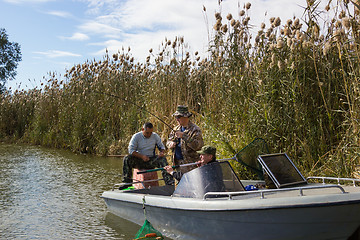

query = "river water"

[{"left": 0, "top": 143, "right": 147, "bottom": 239}]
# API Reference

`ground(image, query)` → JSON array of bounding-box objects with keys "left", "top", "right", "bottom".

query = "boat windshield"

[{"left": 173, "top": 161, "right": 244, "bottom": 198}]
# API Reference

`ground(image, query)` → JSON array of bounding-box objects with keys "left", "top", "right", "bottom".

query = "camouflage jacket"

[{"left": 166, "top": 121, "right": 204, "bottom": 166}]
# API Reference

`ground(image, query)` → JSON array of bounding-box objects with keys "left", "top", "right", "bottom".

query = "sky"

[{"left": 0, "top": 0, "right": 311, "bottom": 91}]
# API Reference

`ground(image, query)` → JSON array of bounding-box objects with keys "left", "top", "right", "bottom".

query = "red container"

[{"left": 132, "top": 169, "right": 159, "bottom": 189}]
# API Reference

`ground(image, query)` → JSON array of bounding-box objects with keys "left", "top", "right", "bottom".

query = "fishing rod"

[
  {"left": 137, "top": 159, "right": 232, "bottom": 174},
  {"left": 137, "top": 162, "right": 199, "bottom": 174},
  {"left": 93, "top": 90, "right": 175, "bottom": 131},
  {"left": 71, "top": 170, "right": 122, "bottom": 176}
]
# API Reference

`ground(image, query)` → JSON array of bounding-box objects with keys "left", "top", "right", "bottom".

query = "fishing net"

[
  {"left": 133, "top": 219, "right": 164, "bottom": 240},
  {"left": 235, "top": 138, "right": 270, "bottom": 180}
]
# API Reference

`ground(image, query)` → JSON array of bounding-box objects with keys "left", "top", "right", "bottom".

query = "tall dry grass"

[{"left": 0, "top": 0, "right": 359, "bottom": 178}]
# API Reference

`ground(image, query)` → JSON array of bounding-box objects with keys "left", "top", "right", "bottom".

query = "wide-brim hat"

[
  {"left": 197, "top": 145, "right": 216, "bottom": 156},
  {"left": 172, "top": 105, "right": 192, "bottom": 118}
]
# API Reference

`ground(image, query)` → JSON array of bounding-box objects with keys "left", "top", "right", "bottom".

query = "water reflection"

[{"left": 0, "top": 143, "right": 142, "bottom": 239}]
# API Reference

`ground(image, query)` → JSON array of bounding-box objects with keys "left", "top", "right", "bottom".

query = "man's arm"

[
  {"left": 166, "top": 126, "right": 180, "bottom": 149},
  {"left": 154, "top": 133, "right": 166, "bottom": 157},
  {"left": 132, "top": 151, "right": 150, "bottom": 162}
]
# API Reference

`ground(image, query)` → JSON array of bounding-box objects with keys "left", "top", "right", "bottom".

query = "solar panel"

[{"left": 257, "top": 153, "right": 307, "bottom": 188}]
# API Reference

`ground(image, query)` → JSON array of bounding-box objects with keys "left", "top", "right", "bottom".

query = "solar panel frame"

[{"left": 257, "top": 153, "right": 307, "bottom": 188}]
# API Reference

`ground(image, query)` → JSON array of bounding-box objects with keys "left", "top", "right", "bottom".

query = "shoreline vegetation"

[{"left": 0, "top": 1, "right": 359, "bottom": 179}]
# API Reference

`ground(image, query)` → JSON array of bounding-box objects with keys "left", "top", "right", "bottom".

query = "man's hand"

[
  {"left": 168, "top": 141, "right": 177, "bottom": 149},
  {"left": 164, "top": 165, "right": 174, "bottom": 175},
  {"left": 141, "top": 155, "right": 150, "bottom": 162},
  {"left": 159, "top": 150, "right": 165, "bottom": 157},
  {"left": 132, "top": 151, "right": 150, "bottom": 162},
  {"left": 175, "top": 131, "right": 184, "bottom": 138}
]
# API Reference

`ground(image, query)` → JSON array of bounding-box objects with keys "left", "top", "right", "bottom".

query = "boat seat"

[{"left": 132, "top": 168, "right": 159, "bottom": 189}]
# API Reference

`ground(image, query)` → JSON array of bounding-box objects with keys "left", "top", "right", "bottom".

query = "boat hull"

[{"left": 102, "top": 188, "right": 360, "bottom": 240}]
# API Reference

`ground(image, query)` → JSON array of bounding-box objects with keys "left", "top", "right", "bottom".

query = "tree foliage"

[{"left": 0, "top": 28, "right": 22, "bottom": 92}]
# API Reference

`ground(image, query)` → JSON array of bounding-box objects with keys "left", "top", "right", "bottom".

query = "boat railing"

[
  {"left": 203, "top": 184, "right": 346, "bottom": 200},
  {"left": 307, "top": 176, "right": 360, "bottom": 187}
]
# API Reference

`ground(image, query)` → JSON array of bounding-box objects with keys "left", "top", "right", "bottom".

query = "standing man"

[
  {"left": 122, "top": 122, "right": 173, "bottom": 187},
  {"left": 166, "top": 105, "right": 204, "bottom": 173}
]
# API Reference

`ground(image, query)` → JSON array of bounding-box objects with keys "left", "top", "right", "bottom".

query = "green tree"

[{"left": 0, "top": 28, "right": 22, "bottom": 92}]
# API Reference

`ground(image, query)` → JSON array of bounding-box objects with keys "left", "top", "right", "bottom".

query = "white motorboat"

[{"left": 102, "top": 153, "right": 360, "bottom": 240}]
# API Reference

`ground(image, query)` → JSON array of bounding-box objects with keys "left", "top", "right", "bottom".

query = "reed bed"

[{"left": 0, "top": 0, "right": 359, "bottom": 178}]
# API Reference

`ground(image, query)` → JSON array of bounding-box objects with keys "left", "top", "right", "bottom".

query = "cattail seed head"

[
  {"left": 287, "top": 38, "right": 293, "bottom": 47},
  {"left": 243, "top": 34, "right": 248, "bottom": 42},
  {"left": 239, "top": 10, "right": 245, "bottom": 16},
  {"left": 339, "top": 11, "right": 346, "bottom": 19},
  {"left": 293, "top": 18, "right": 300, "bottom": 28},
  {"left": 227, "top": 13, "right": 233, "bottom": 21},
  {"left": 335, "top": 20, "right": 342, "bottom": 29},
  {"left": 291, "top": 42, "right": 296, "bottom": 51},
  {"left": 287, "top": 19, "right": 293, "bottom": 26},
  {"left": 214, "top": 20, "right": 222, "bottom": 31},
  {"left": 342, "top": 17, "right": 351, "bottom": 30},
  {"left": 243, "top": 16, "right": 250, "bottom": 25},
  {"left": 222, "top": 24, "right": 228, "bottom": 33},
  {"left": 276, "top": 37, "right": 284, "bottom": 48},
  {"left": 245, "top": 2, "right": 251, "bottom": 9},
  {"left": 271, "top": 53, "right": 276, "bottom": 63},
  {"left": 274, "top": 17, "right": 281, "bottom": 27},
  {"left": 313, "top": 25, "right": 320, "bottom": 39},
  {"left": 278, "top": 60, "right": 284, "bottom": 70},
  {"left": 215, "top": 12, "right": 222, "bottom": 20},
  {"left": 269, "top": 33, "right": 275, "bottom": 41},
  {"left": 284, "top": 27, "right": 291, "bottom": 36}
]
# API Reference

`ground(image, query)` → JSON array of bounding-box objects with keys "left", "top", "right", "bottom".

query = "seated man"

[
  {"left": 122, "top": 122, "right": 173, "bottom": 188},
  {"left": 164, "top": 145, "right": 217, "bottom": 181}
]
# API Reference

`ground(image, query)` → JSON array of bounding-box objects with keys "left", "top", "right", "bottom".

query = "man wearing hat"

[
  {"left": 197, "top": 145, "right": 217, "bottom": 166},
  {"left": 164, "top": 145, "right": 217, "bottom": 181},
  {"left": 166, "top": 105, "right": 204, "bottom": 173}
]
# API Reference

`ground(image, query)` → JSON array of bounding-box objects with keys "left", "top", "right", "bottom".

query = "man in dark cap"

[
  {"left": 196, "top": 145, "right": 217, "bottom": 166},
  {"left": 166, "top": 105, "right": 204, "bottom": 174},
  {"left": 164, "top": 145, "right": 217, "bottom": 181}
]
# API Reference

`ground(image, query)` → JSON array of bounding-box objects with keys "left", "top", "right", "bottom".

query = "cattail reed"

[{"left": 0, "top": 0, "right": 359, "bottom": 179}]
